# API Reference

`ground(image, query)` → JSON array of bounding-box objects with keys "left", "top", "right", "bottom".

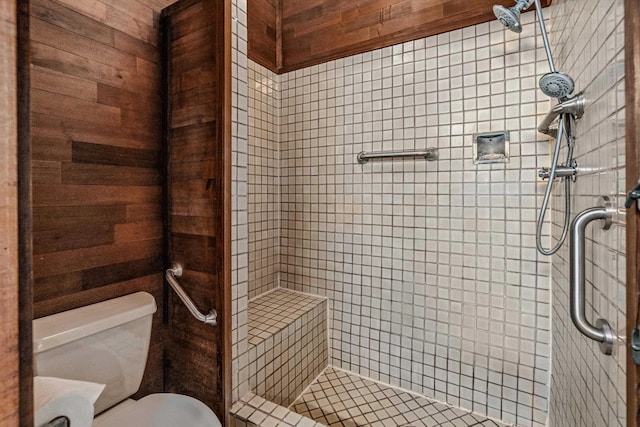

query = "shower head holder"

[{"left": 538, "top": 92, "right": 586, "bottom": 136}]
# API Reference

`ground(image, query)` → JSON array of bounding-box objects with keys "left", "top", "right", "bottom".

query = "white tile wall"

[
  {"left": 548, "top": 1, "right": 627, "bottom": 426},
  {"left": 277, "top": 11, "right": 552, "bottom": 427},
  {"left": 232, "top": 0, "right": 250, "bottom": 403},
  {"left": 237, "top": 3, "right": 627, "bottom": 425},
  {"left": 248, "top": 63, "right": 280, "bottom": 298}
]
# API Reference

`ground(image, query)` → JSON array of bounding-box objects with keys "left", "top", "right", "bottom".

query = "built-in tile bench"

[
  {"left": 231, "top": 393, "right": 324, "bottom": 427},
  {"left": 247, "top": 288, "right": 328, "bottom": 407}
]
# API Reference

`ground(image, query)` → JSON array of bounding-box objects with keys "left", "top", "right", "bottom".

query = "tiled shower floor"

[{"left": 291, "top": 368, "right": 510, "bottom": 427}]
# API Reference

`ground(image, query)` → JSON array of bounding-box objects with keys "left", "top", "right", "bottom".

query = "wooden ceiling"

[{"left": 248, "top": 0, "right": 552, "bottom": 73}]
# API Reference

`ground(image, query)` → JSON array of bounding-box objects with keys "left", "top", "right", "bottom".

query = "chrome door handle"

[{"left": 569, "top": 196, "right": 615, "bottom": 355}]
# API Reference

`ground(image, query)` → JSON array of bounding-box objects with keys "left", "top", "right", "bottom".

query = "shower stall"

[
  {"left": 1, "top": 0, "right": 634, "bottom": 425},
  {"left": 231, "top": 0, "right": 630, "bottom": 426}
]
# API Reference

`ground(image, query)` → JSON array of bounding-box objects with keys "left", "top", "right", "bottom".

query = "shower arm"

[
  {"left": 538, "top": 92, "right": 585, "bottom": 135},
  {"left": 533, "top": 0, "right": 556, "bottom": 73}
]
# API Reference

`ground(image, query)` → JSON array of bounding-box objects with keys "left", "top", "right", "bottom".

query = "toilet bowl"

[
  {"left": 93, "top": 394, "right": 221, "bottom": 427},
  {"left": 33, "top": 292, "right": 222, "bottom": 427}
]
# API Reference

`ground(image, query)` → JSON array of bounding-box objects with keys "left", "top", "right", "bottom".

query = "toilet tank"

[{"left": 33, "top": 292, "right": 157, "bottom": 415}]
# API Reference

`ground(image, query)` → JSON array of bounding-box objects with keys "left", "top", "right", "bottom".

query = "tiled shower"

[
  {"left": 548, "top": 1, "right": 626, "bottom": 426},
  {"left": 231, "top": 0, "right": 627, "bottom": 426}
]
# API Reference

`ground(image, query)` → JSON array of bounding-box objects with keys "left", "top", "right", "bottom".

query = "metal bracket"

[
  {"left": 625, "top": 179, "right": 640, "bottom": 211},
  {"left": 632, "top": 328, "right": 640, "bottom": 365},
  {"left": 538, "top": 159, "right": 578, "bottom": 182}
]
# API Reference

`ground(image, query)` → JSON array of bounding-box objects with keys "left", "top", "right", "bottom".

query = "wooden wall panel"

[
  {"left": 17, "top": 2, "right": 33, "bottom": 424},
  {"left": 0, "top": 2, "right": 20, "bottom": 426},
  {"left": 29, "top": 0, "right": 175, "bottom": 402},
  {"left": 248, "top": 0, "right": 280, "bottom": 71},
  {"left": 249, "top": 0, "right": 551, "bottom": 73},
  {"left": 626, "top": 0, "right": 640, "bottom": 425},
  {"left": 163, "top": 0, "right": 231, "bottom": 422}
]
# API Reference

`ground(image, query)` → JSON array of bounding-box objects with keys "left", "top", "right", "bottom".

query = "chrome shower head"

[
  {"left": 493, "top": 0, "right": 534, "bottom": 33},
  {"left": 494, "top": 0, "right": 575, "bottom": 99},
  {"left": 539, "top": 72, "right": 575, "bottom": 99},
  {"left": 493, "top": 5, "right": 522, "bottom": 33}
]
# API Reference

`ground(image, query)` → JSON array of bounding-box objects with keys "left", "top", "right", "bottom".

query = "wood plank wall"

[
  {"left": 248, "top": 0, "right": 280, "bottom": 71},
  {"left": 0, "top": 1, "right": 20, "bottom": 426},
  {"left": 29, "top": 0, "right": 175, "bottom": 399},
  {"left": 162, "top": 0, "right": 231, "bottom": 422},
  {"left": 248, "top": 0, "right": 552, "bottom": 73},
  {"left": 17, "top": 1, "right": 33, "bottom": 424},
  {"left": 626, "top": 0, "right": 640, "bottom": 425}
]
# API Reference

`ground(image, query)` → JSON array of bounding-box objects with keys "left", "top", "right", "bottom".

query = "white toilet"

[{"left": 33, "top": 292, "right": 222, "bottom": 427}]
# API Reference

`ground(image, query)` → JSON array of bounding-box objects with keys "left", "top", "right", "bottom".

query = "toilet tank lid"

[{"left": 33, "top": 292, "right": 157, "bottom": 354}]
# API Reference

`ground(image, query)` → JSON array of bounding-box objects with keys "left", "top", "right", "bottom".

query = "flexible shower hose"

[{"left": 536, "top": 114, "right": 574, "bottom": 255}]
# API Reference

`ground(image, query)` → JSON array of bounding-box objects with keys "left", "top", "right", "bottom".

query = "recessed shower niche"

[{"left": 473, "top": 131, "right": 510, "bottom": 164}]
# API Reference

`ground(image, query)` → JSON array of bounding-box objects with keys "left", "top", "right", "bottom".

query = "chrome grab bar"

[
  {"left": 357, "top": 148, "right": 438, "bottom": 164},
  {"left": 569, "top": 196, "right": 614, "bottom": 355},
  {"left": 538, "top": 92, "right": 586, "bottom": 136},
  {"left": 165, "top": 262, "right": 217, "bottom": 326}
]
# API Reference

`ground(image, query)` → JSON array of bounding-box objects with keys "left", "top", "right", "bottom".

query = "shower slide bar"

[
  {"left": 356, "top": 148, "right": 438, "bottom": 164},
  {"left": 165, "top": 262, "right": 218, "bottom": 326},
  {"left": 569, "top": 196, "right": 615, "bottom": 355}
]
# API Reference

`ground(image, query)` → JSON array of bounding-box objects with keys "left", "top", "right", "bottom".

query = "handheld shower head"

[
  {"left": 539, "top": 72, "right": 575, "bottom": 99},
  {"left": 492, "top": 0, "right": 534, "bottom": 33}
]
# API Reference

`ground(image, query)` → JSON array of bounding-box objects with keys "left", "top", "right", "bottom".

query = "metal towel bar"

[
  {"left": 569, "top": 196, "right": 615, "bottom": 355},
  {"left": 357, "top": 148, "right": 438, "bottom": 164},
  {"left": 165, "top": 262, "right": 217, "bottom": 326}
]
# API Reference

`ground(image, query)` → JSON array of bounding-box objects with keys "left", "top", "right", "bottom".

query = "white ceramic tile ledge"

[
  {"left": 248, "top": 288, "right": 327, "bottom": 345},
  {"left": 231, "top": 393, "right": 324, "bottom": 427},
  {"left": 248, "top": 288, "right": 328, "bottom": 406}
]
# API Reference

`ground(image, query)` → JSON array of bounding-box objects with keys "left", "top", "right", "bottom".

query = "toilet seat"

[{"left": 93, "top": 393, "right": 222, "bottom": 427}]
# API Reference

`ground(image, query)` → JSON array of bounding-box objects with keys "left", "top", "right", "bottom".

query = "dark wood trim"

[
  {"left": 247, "top": 0, "right": 279, "bottom": 72},
  {"left": 626, "top": 0, "right": 640, "bottom": 425},
  {"left": 161, "top": 2, "right": 171, "bottom": 330},
  {"left": 17, "top": 0, "right": 33, "bottom": 425},
  {"left": 275, "top": 0, "right": 282, "bottom": 71},
  {"left": 0, "top": 2, "right": 20, "bottom": 425},
  {"left": 160, "top": 0, "right": 205, "bottom": 17}
]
